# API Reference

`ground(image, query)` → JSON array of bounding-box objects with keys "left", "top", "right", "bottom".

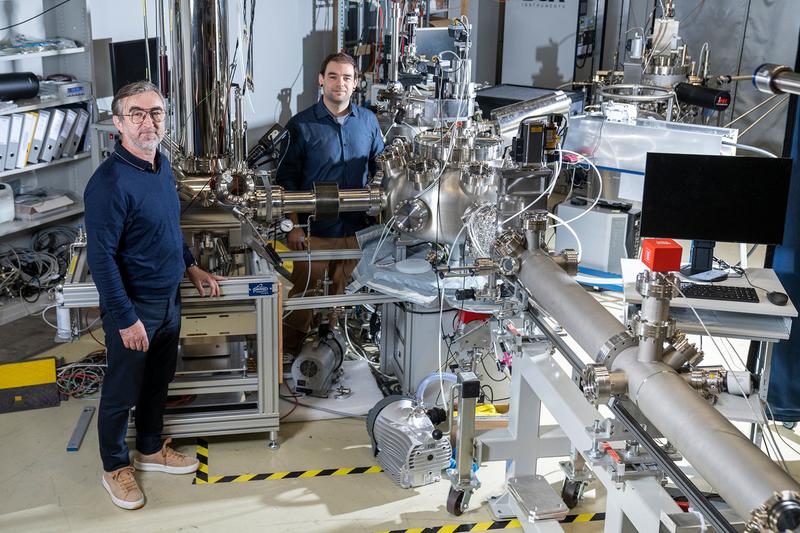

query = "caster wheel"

[
  {"left": 783, "top": 421, "right": 797, "bottom": 430},
  {"left": 561, "top": 479, "right": 584, "bottom": 509},
  {"left": 447, "top": 487, "right": 466, "bottom": 516}
]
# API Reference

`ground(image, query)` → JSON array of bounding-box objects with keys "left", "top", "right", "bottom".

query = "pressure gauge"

[{"left": 279, "top": 218, "right": 294, "bottom": 233}]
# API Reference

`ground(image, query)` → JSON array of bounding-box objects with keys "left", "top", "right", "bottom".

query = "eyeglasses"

[{"left": 119, "top": 108, "right": 165, "bottom": 124}]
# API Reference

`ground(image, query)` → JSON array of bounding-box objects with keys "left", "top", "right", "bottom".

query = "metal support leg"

[
  {"left": 447, "top": 372, "right": 482, "bottom": 516},
  {"left": 268, "top": 430, "right": 280, "bottom": 450},
  {"left": 604, "top": 490, "right": 638, "bottom": 533}
]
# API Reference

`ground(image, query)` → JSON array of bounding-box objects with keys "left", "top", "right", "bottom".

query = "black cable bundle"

[{"left": 56, "top": 350, "right": 107, "bottom": 398}]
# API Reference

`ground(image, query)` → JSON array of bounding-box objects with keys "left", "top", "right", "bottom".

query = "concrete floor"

[
  {"left": 0, "top": 393, "right": 606, "bottom": 533},
  {"left": 2, "top": 261, "right": 798, "bottom": 532}
]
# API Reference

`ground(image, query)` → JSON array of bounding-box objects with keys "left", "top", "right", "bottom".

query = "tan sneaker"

[
  {"left": 102, "top": 466, "right": 145, "bottom": 510},
  {"left": 134, "top": 438, "right": 199, "bottom": 474}
]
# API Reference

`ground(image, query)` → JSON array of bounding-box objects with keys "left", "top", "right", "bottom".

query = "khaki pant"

[{"left": 282, "top": 235, "right": 359, "bottom": 354}]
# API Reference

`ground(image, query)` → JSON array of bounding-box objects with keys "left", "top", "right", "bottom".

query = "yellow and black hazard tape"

[
  {"left": 194, "top": 437, "right": 209, "bottom": 484},
  {"left": 375, "top": 512, "right": 605, "bottom": 533},
  {"left": 196, "top": 465, "right": 384, "bottom": 484},
  {"left": 192, "top": 436, "right": 383, "bottom": 485},
  {"left": 560, "top": 512, "right": 605, "bottom": 523}
]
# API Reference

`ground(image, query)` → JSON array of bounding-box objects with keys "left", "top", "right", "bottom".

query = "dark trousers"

[{"left": 98, "top": 290, "right": 181, "bottom": 472}]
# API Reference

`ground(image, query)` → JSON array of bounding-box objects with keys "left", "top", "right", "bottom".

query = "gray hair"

[{"left": 111, "top": 80, "right": 165, "bottom": 116}]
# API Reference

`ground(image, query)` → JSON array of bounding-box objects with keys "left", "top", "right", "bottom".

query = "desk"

[
  {"left": 622, "top": 263, "right": 796, "bottom": 434},
  {"left": 623, "top": 267, "right": 797, "bottom": 341}
]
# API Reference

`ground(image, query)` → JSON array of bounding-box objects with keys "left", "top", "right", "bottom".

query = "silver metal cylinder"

[
  {"left": 753, "top": 64, "right": 800, "bottom": 96},
  {"left": 612, "top": 349, "right": 800, "bottom": 520},
  {"left": 630, "top": 34, "right": 643, "bottom": 60},
  {"left": 515, "top": 249, "right": 800, "bottom": 523},
  {"left": 232, "top": 85, "right": 245, "bottom": 165},
  {"left": 389, "top": 0, "right": 402, "bottom": 84},
  {"left": 280, "top": 191, "right": 317, "bottom": 213},
  {"left": 491, "top": 92, "right": 571, "bottom": 140},
  {"left": 641, "top": 296, "right": 670, "bottom": 323},
  {"left": 637, "top": 338, "right": 661, "bottom": 363},
  {"left": 271, "top": 188, "right": 385, "bottom": 218},
  {"left": 173, "top": 0, "right": 231, "bottom": 163},
  {"left": 338, "top": 188, "right": 381, "bottom": 213},
  {"left": 56, "top": 307, "right": 72, "bottom": 341},
  {"left": 517, "top": 250, "right": 624, "bottom": 357}
]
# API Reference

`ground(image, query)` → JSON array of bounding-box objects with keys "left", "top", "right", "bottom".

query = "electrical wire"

[
  {"left": 40, "top": 304, "right": 101, "bottom": 332},
  {"left": 370, "top": 216, "right": 397, "bottom": 264},
  {"left": 499, "top": 143, "right": 562, "bottom": 226},
  {"left": 282, "top": 237, "right": 313, "bottom": 320},
  {"left": 728, "top": 143, "right": 778, "bottom": 158},
  {"left": 0, "top": 0, "right": 72, "bottom": 32},
  {"left": 279, "top": 382, "right": 299, "bottom": 421},
  {"left": 547, "top": 212, "right": 582, "bottom": 261},
  {"left": 0, "top": 240, "right": 67, "bottom": 303},
  {"left": 278, "top": 394, "right": 367, "bottom": 420},
  {"left": 764, "top": 401, "right": 800, "bottom": 457},
  {"left": 56, "top": 350, "right": 106, "bottom": 399},
  {"left": 666, "top": 278, "right": 792, "bottom": 471},
  {"left": 480, "top": 352, "right": 508, "bottom": 383},
  {"left": 720, "top": 343, "right": 789, "bottom": 472},
  {"left": 548, "top": 149, "right": 603, "bottom": 227}
]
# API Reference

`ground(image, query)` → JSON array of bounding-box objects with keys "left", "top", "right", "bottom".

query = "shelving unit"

[
  {"left": 0, "top": 151, "right": 90, "bottom": 180},
  {"left": 0, "top": 201, "right": 84, "bottom": 239},
  {"left": 0, "top": 94, "right": 93, "bottom": 116},
  {"left": 0, "top": 0, "right": 95, "bottom": 326},
  {"left": 0, "top": 46, "right": 86, "bottom": 62}
]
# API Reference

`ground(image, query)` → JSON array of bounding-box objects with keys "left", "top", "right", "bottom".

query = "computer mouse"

[{"left": 767, "top": 291, "right": 789, "bottom": 306}]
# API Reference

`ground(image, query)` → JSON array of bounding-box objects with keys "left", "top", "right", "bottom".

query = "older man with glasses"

[{"left": 84, "top": 80, "right": 223, "bottom": 510}]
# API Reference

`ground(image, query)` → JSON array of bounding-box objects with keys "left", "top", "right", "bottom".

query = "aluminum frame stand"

[
  {"left": 58, "top": 276, "right": 281, "bottom": 442},
  {"left": 478, "top": 347, "right": 684, "bottom": 532}
]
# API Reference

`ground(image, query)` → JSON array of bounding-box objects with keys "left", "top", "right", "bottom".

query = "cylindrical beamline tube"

[
  {"left": 515, "top": 249, "right": 800, "bottom": 521},
  {"left": 517, "top": 250, "right": 625, "bottom": 357},
  {"left": 389, "top": 0, "right": 402, "bottom": 84},
  {"left": 612, "top": 349, "right": 800, "bottom": 517},
  {"left": 339, "top": 189, "right": 374, "bottom": 212},
  {"left": 753, "top": 64, "right": 800, "bottom": 96},
  {"left": 491, "top": 92, "right": 571, "bottom": 139},
  {"left": 279, "top": 191, "right": 317, "bottom": 213},
  {"left": 275, "top": 188, "right": 385, "bottom": 215}
]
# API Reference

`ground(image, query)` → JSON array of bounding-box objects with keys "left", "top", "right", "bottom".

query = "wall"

[
  {"left": 600, "top": 0, "right": 799, "bottom": 154},
  {"left": 501, "top": 0, "right": 581, "bottom": 88},
  {"left": 0, "top": 1, "right": 53, "bottom": 75},
  {"left": 467, "top": 0, "right": 500, "bottom": 85},
  {"left": 87, "top": 0, "right": 335, "bottom": 145}
]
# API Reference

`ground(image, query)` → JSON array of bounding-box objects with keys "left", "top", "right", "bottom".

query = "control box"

[{"left": 555, "top": 201, "right": 641, "bottom": 275}]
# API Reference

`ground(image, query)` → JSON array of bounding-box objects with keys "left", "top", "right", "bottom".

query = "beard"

[
  {"left": 326, "top": 89, "right": 350, "bottom": 103},
  {"left": 131, "top": 131, "right": 162, "bottom": 152}
]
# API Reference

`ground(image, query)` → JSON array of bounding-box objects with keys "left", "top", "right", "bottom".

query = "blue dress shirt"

[{"left": 276, "top": 98, "right": 384, "bottom": 237}]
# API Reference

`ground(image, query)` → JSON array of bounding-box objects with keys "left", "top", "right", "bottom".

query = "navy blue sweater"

[{"left": 84, "top": 142, "right": 194, "bottom": 329}]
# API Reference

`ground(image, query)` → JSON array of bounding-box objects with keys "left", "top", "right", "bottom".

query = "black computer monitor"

[
  {"left": 641, "top": 152, "right": 792, "bottom": 279},
  {"left": 109, "top": 38, "right": 160, "bottom": 94}
]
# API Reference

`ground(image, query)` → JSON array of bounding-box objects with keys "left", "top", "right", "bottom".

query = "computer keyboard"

[{"left": 678, "top": 283, "right": 759, "bottom": 303}]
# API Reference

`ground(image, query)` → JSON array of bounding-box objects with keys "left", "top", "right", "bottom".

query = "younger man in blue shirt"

[{"left": 277, "top": 53, "right": 384, "bottom": 354}]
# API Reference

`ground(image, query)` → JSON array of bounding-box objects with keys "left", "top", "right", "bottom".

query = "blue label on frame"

[{"left": 248, "top": 282, "right": 274, "bottom": 297}]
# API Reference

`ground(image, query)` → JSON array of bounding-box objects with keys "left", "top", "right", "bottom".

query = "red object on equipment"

[
  {"left": 641, "top": 238, "right": 683, "bottom": 272},
  {"left": 458, "top": 310, "right": 491, "bottom": 324}
]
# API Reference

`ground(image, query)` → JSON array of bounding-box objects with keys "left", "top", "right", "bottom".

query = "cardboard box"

[{"left": 14, "top": 191, "right": 74, "bottom": 220}]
